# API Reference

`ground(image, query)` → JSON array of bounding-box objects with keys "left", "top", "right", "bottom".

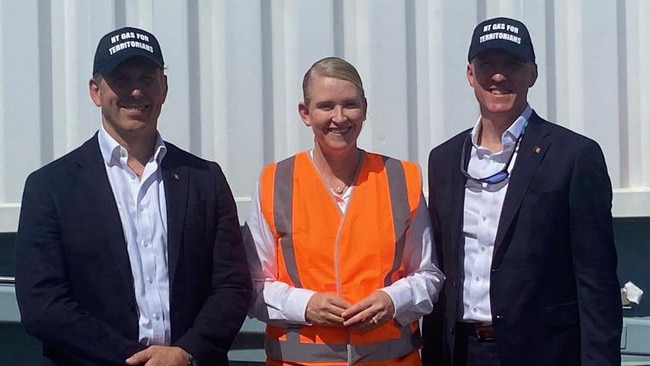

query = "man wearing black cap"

[
  {"left": 15, "top": 26, "right": 252, "bottom": 365},
  {"left": 422, "top": 17, "right": 621, "bottom": 365}
]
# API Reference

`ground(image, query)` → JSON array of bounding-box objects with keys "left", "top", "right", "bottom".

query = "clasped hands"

[{"left": 305, "top": 290, "right": 395, "bottom": 332}]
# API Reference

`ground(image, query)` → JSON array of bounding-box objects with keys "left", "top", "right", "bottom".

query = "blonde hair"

[{"left": 302, "top": 57, "right": 365, "bottom": 107}]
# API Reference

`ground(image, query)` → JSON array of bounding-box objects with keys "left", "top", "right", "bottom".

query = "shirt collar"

[
  {"left": 470, "top": 104, "right": 532, "bottom": 147},
  {"left": 98, "top": 125, "right": 167, "bottom": 167}
]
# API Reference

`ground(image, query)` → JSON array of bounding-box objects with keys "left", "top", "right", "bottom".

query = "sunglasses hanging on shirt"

[{"left": 459, "top": 132, "right": 524, "bottom": 184}]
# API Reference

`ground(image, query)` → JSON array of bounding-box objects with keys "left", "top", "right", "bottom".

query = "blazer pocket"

[
  {"left": 524, "top": 190, "right": 565, "bottom": 201},
  {"left": 186, "top": 200, "right": 207, "bottom": 220},
  {"left": 520, "top": 190, "right": 568, "bottom": 225},
  {"left": 183, "top": 200, "right": 208, "bottom": 241},
  {"left": 542, "top": 301, "right": 579, "bottom": 328}
]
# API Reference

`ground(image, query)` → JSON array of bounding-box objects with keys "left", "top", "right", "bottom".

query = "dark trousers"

[{"left": 453, "top": 323, "right": 501, "bottom": 366}]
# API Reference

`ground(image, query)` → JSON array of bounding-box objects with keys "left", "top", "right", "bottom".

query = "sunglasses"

[{"left": 460, "top": 132, "right": 523, "bottom": 184}]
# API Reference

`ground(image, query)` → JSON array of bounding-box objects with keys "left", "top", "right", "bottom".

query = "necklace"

[
  {"left": 331, "top": 184, "right": 346, "bottom": 195},
  {"left": 312, "top": 149, "right": 364, "bottom": 196},
  {"left": 322, "top": 172, "right": 350, "bottom": 196}
]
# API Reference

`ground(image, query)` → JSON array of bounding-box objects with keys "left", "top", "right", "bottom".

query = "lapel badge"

[
  {"left": 172, "top": 172, "right": 180, "bottom": 180},
  {"left": 534, "top": 146, "right": 542, "bottom": 154}
]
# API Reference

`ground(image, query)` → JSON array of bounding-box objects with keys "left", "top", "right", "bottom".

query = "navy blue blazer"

[
  {"left": 423, "top": 112, "right": 622, "bottom": 365},
  {"left": 15, "top": 134, "right": 252, "bottom": 365}
]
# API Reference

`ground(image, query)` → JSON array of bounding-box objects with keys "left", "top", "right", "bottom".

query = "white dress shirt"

[
  {"left": 98, "top": 126, "right": 171, "bottom": 346},
  {"left": 244, "top": 155, "right": 444, "bottom": 327},
  {"left": 461, "top": 106, "right": 531, "bottom": 323}
]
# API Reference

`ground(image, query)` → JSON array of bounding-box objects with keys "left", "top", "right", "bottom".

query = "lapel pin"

[
  {"left": 172, "top": 173, "right": 180, "bottom": 180},
  {"left": 534, "top": 146, "right": 541, "bottom": 154}
]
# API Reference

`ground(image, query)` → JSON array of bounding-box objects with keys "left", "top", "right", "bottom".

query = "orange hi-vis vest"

[{"left": 259, "top": 151, "right": 423, "bottom": 365}]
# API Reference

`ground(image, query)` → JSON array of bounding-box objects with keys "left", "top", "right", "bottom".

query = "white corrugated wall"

[{"left": 1, "top": 0, "right": 649, "bottom": 231}]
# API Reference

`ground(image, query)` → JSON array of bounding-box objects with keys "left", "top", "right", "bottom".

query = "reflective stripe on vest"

[
  {"left": 267, "top": 153, "right": 419, "bottom": 363},
  {"left": 382, "top": 156, "right": 409, "bottom": 287},
  {"left": 274, "top": 156, "right": 301, "bottom": 287},
  {"left": 266, "top": 325, "right": 422, "bottom": 363}
]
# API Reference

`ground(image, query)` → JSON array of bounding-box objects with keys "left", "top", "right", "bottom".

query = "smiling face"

[
  {"left": 467, "top": 49, "right": 537, "bottom": 126},
  {"left": 89, "top": 57, "right": 168, "bottom": 143},
  {"left": 298, "top": 75, "right": 367, "bottom": 156}
]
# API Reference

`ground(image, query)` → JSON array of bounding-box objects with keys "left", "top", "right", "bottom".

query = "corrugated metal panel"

[{"left": 1, "top": 0, "right": 649, "bottom": 231}]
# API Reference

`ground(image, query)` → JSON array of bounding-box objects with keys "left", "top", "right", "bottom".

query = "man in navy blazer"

[
  {"left": 422, "top": 17, "right": 621, "bottom": 365},
  {"left": 15, "top": 27, "right": 252, "bottom": 365}
]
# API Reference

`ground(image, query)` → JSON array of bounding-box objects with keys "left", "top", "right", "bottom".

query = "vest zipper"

[{"left": 334, "top": 199, "right": 350, "bottom": 364}]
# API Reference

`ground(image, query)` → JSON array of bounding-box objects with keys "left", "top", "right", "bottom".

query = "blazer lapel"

[
  {"left": 492, "top": 113, "right": 551, "bottom": 263},
  {"left": 76, "top": 135, "right": 135, "bottom": 290},
  {"left": 161, "top": 146, "right": 189, "bottom": 289}
]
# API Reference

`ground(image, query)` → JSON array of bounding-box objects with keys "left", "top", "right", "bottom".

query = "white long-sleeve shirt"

[
  {"left": 98, "top": 126, "right": 171, "bottom": 346},
  {"left": 244, "top": 175, "right": 444, "bottom": 327},
  {"left": 461, "top": 105, "right": 530, "bottom": 323}
]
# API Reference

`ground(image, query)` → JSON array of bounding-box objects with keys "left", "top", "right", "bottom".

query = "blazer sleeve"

[
  {"left": 569, "top": 141, "right": 622, "bottom": 364},
  {"left": 172, "top": 163, "right": 253, "bottom": 364},
  {"left": 15, "top": 171, "right": 145, "bottom": 365}
]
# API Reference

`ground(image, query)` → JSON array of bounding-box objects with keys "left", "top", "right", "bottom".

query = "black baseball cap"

[
  {"left": 92, "top": 26, "right": 164, "bottom": 76},
  {"left": 468, "top": 17, "right": 535, "bottom": 63}
]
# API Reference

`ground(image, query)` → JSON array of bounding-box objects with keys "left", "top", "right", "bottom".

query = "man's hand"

[
  {"left": 305, "top": 292, "right": 351, "bottom": 327},
  {"left": 126, "top": 345, "right": 190, "bottom": 366},
  {"left": 342, "top": 290, "right": 395, "bottom": 332}
]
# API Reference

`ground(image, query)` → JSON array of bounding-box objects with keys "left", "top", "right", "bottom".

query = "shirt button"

[
  {"left": 475, "top": 276, "right": 480, "bottom": 282},
  {"left": 482, "top": 216, "right": 487, "bottom": 222},
  {"left": 142, "top": 241, "right": 149, "bottom": 247},
  {"left": 146, "top": 276, "right": 153, "bottom": 284},
  {"left": 472, "top": 307, "right": 478, "bottom": 313},
  {"left": 153, "top": 313, "right": 160, "bottom": 320},
  {"left": 481, "top": 246, "right": 486, "bottom": 252}
]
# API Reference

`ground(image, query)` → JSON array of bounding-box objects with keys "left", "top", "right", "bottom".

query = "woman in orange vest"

[{"left": 243, "top": 56, "right": 444, "bottom": 366}]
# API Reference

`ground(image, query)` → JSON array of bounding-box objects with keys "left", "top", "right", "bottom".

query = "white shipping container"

[{"left": 1, "top": 0, "right": 649, "bottom": 232}]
